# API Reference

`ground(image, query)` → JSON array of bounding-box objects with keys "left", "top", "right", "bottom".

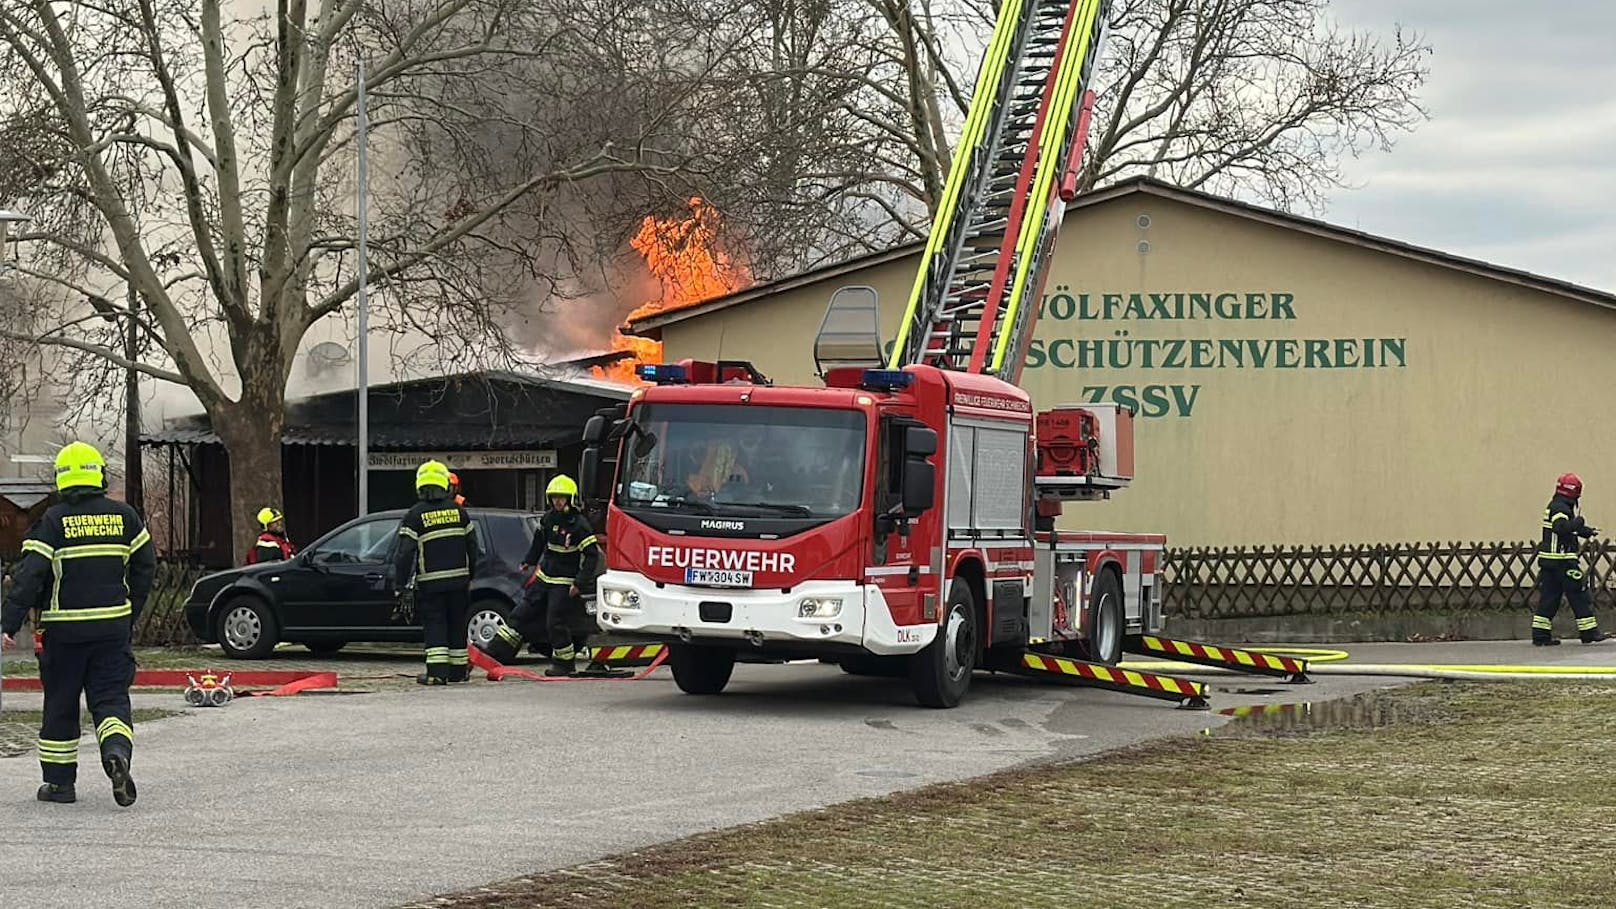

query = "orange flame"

[{"left": 593, "top": 196, "right": 749, "bottom": 384}]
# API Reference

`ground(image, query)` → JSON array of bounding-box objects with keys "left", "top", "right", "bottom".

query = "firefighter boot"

[
  {"left": 416, "top": 669, "right": 449, "bottom": 686},
  {"left": 545, "top": 647, "right": 576, "bottom": 678},
  {"left": 478, "top": 627, "right": 522, "bottom": 665},
  {"left": 1582, "top": 632, "right": 1612, "bottom": 644},
  {"left": 37, "top": 783, "right": 76, "bottom": 804},
  {"left": 447, "top": 664, "right": 471, "bottom": 683},
  {"left": 103, "top": 753, "right": 137, "bottom": 807}
]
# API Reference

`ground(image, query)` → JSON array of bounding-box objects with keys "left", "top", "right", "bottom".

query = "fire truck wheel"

[
  {"left": 1077, "top": 569, "right": 1125, "bottom": 665},
  {"left": 909, "top": 582, "right": 977, "bottom": 708},
  {"left": 669, "top": 643, "right": 736, "bottom": 695}
]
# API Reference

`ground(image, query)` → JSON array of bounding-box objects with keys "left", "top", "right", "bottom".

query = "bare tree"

[
  {"left": 702, "top": 0, "right": 1431, "bottom": 259},
  {"left": 0, "top": 0, "right": 739, "bottom": 558}
]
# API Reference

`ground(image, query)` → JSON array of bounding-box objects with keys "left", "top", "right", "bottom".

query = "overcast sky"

[{"left": 1321, "top": 1, "right": 1616, "bottom": 292}]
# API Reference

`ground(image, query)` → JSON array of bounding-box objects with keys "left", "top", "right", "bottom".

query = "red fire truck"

[{"left": 578, "top": 0, "right": 1308, "bottom": 707}]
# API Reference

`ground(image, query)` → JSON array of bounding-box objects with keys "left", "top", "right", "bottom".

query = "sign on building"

[{"left": 367, "top": 450, "right": 558, "bottom": 471}]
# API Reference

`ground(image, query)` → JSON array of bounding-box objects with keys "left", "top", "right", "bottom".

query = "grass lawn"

[{"left": 404, "top": 680, "right": 1616, "bottom": 909}]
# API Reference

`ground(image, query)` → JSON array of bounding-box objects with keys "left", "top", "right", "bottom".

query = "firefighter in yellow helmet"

[
  {"left": 391, "top": 460, "right": 482, "bottom": 684},
  {"left": 1, "top": 441, "right": 154, "bottom": 806},
  {"left": 248, "top": 506, "right": 297, "bottom": 564},
  {"left": 479, "top": 475, "right": 600, "bottom": 676}
]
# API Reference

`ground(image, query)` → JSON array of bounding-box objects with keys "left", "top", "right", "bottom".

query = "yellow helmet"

[
  {"left": 416, "top": 459, "right": 451, "bottom": 491},
  {"left": 546, "top": 474, "right": 578, "bottom": 500},
  {"left": 257, "top": 507, "right": 284, "bottom": 528},
  {"left": 54, "top": 441, "right": 106, "bottom": 491}
]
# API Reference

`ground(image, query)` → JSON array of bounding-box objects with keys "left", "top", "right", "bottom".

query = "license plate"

[{"left": 686, "top": 568, "right": 752, "bottom": 588}]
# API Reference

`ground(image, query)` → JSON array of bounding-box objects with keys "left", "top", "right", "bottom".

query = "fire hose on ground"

[{"left": 1121, "top": 646, "right": 1616, "bottom": 682}]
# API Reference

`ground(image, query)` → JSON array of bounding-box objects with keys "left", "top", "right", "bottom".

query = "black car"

[{"left": 185, "top": 507, "right": 542, "bottom": 659}]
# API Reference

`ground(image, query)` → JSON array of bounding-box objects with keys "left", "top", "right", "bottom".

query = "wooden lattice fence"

[
  {"left": 1, "top": 553, "right": 205, "bottom": 646},
  {"left": 1161, "top": 540, "right": 1615, "bottom": 619}
]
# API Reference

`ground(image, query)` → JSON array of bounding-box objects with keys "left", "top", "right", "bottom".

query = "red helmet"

[{"left": 1556, "top": 473, "right": 1583, "bottom": 498}]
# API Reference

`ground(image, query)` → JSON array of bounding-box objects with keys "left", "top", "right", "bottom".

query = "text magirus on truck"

[{"left": 577, "top": 0, "right": 1264, "bottom": 709}]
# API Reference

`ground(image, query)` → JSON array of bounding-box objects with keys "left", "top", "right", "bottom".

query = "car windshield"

[{"left": 616, "top": 403, "right": 866, "bottom": 518}]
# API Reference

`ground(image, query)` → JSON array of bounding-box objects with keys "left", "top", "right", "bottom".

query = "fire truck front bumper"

[{"left": 592, "top": 571, "right": 935, "bottom": 656}]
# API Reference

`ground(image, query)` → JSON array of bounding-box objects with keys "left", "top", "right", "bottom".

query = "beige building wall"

[{"left": 655, "top": 191, "right": 1616, "bottom": 548}]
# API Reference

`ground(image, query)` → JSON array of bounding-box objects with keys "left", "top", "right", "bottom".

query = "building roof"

[
  {"left": 141, "top": 369, "right": 632, "bottom": 449},
  {"left": 627, "top": 176, "right": 1616, "bottom": 333},
  {"left": 0, "top": 478, "right": 54, "bottom": 511}
]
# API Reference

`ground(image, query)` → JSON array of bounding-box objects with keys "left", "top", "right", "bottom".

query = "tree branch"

[
  {"left": 308, "top": 153, "right": 681, "bottom": 322},
  {"left": 0, "top": 327, "right": 187, "bottom": 385}
]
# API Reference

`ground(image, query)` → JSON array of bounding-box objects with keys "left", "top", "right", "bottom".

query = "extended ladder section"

[{"left": 887, "top": 0, "right": 1110, "bottom": 383}]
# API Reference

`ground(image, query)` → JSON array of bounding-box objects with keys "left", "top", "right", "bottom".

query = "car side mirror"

[
  {"left": 633, "top": 429, "right": 657, "bottom": 459},
  {"left": 580, "top": 448, "right": 600, "bottom": 498},
  {"left": 582, "top": 415, "right": 607, "bottom": 445},
  {"left": 901, "top": 460, "right": 935, "bottom": 514},
  {"left": 904, "top": 426, "right": 937, "bottom": 458}
]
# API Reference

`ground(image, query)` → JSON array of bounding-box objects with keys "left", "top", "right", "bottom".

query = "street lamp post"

[
  {"left": 0, "top": 209, "right": 23, "bottom": 712},
  {"left": 124, "top": 282, "right": 142, "bottom": 511}
]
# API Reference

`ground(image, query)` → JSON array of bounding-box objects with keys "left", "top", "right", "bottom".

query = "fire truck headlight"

[
  {"left": 600, "top": 587, "right": 641, "bottom": 611},
  {"left": 797, "top": 597, "right": 843, "bottom": 619}
]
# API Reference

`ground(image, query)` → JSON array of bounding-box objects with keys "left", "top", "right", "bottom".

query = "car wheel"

[
  {"left": 466, "top": 598, "right": 511, "bottom": 651},
  {"left": 217, "top": 595, "right": 279, "bottom": 660}
]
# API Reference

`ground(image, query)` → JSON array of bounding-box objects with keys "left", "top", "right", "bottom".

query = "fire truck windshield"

[{"left": 617, "top": 403, "right": 866, "bottom": 519}]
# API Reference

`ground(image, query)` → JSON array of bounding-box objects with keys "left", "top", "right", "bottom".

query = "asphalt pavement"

[{"left": 2, "top": 639, "right": 1613, "bottom": 909}]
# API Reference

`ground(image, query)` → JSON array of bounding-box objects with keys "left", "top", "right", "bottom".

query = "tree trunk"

[{"left": 211, "top": 377, "right": 287, "bottom": 565}]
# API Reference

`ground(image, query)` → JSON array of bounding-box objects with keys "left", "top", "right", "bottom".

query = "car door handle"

[{"left": 365, "top": 573, "right": 384, "bottom": 582}]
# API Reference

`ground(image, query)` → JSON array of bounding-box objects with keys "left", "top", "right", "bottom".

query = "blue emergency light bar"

[
  {"left": 860, "top": 369, "right": 914, "bottom": 391},
  {"left": 639, "top": 363, "right": 688, "bottom": 385}
]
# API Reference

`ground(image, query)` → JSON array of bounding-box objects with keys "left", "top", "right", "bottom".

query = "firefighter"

[
  {"left": 448, "top": 471, "right": 467, "bottom": 508},
  {"left": 392, "top": 460, "right": 481, "bottom": 684},
  {"left": 0, "top": 441, "right": 155, "bottom": 806},
  {"left": 479, "top": 475, "right": 600, "bottom": 676},
  {"left": 248, "top": 506, "right": 297, "bottom": 564},
  {"left": 1533, "top": 472, "right": 1610, "bottom": 646}
]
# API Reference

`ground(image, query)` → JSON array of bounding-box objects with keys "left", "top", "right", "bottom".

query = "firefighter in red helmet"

[{"left": 1533, "top": 473, "right": 1609, "bottom": 645}]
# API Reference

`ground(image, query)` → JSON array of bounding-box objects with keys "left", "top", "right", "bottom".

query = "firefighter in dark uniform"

[
  {"left": 392, "top": 460, "right": 481, "bottom": 684},
  {"left": 479, "top": 475, "right": 600, "bottom": 676},
  {"left": 0, "top": 442, "right": 155, "bottom": 805},
  {"left": 248, "top": 506, "right": 296, "bottom": 564},
  {"left": 1533, "top": 472, "right": 1610, "bottom": 646}
]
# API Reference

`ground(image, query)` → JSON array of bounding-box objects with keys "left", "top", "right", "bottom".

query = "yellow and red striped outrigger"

[
  {"left": 1124, "top": 635, "right": 1313, "bottom": 684},
  {"left": 1006, "top": 651, "right": 1210, "bottom": 710},
  {"left": 583, "top": 643, "right": 666, "bottom": 670}
]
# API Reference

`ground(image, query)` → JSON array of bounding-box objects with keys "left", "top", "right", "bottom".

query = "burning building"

[{"left": 593, "top": 196, "right": 749, "bottom": 383}]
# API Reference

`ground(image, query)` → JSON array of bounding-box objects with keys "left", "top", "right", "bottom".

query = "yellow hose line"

[
  {"left": 1120, "top": 654, "right": 1616, "bottom": 679},
  {"left": 1245, "top": 647, "right": 1351, "bottom": 663},
  {"left": 1327, "top": 663, "right": 1616, "bottom": 676},
  {"left": 1120, "top": 644, "right": 1616, "bottom": 678}
]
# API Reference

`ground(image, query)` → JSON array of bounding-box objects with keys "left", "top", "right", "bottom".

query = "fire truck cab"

[{"left": 580, "top": 358, "right": 1166, "bottom": 708}]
